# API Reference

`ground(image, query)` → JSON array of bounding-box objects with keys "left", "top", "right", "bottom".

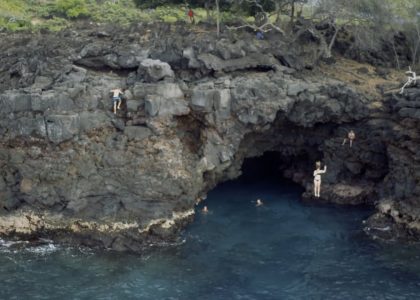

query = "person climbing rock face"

[
  {"left": 110, "top": 88, "right": 123, "bottom": 114},
  {"left": 342, "top": 130, "right": 356, "bottom": 147},
  {"left": 313, "top": 161, "right": 327, "bottom": 198}
]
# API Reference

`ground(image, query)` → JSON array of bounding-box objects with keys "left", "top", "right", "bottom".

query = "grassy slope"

[{"left": 318, "top": 56, "right": 403, "bottom": 100}]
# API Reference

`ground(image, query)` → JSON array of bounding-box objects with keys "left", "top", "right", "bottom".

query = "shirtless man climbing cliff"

[{"left": 110, "top": 88, "right": 123, "bottom": 114}]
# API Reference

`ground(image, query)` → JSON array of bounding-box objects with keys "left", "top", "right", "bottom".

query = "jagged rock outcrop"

[{"left": 0, "top": 23, "right": 419, "bottom": 251}]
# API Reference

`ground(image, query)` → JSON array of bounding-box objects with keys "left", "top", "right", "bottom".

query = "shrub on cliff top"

[{"left": 53, "top": 0, "right": 90, "bottom": 19}]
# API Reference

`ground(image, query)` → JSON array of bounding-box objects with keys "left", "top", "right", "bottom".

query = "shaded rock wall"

[{"left": 0, "top": 23, "right": 419, "bottom": 251}]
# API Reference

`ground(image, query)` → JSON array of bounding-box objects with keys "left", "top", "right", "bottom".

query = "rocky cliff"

[{"left": 0, "top": 23, "right": 419, "bottom": 251}]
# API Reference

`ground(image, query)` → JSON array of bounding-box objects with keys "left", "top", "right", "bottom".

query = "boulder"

[
  {"left": 0, "top": 92, "right": 32, "bottom": 114},
  {"left": 138, "top": 59, "right": 174, "bottom": 82},
  {"left": 182, "top": 47, "right": 201, "bottom": 68},
  {"left": 145, "top": 95, "right": 189, "bottom": 117},
  {"left": 126, "top": 100, "right": 142, "bottom": 112},
  {"left": 45, "top": 114, "right": 80, "bottom": 144},
  {"left": 214, "top": 89, "right": 231, "bottom": 119},
  {"left": 191, "top": 90, "right": 216, "bottom": 112}
]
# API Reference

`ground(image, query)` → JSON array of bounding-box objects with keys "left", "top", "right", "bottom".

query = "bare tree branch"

[{"left": 227, "top": 0, "right": 286, "bottom": 35}]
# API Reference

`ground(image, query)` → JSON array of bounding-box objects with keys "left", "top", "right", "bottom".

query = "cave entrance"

[
  {"left": 230, "top": 151, "right": 307, "bottom": 200},
  {"left": 238, "top": 150, "right": 314, "bottom": 188},
  {"left": 239, "top": 151, "right": 285, "bottom": 183}
]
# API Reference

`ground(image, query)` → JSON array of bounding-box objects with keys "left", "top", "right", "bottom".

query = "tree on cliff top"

[{"left": 311, "top": 0, "right": 390, "bottom": 58}]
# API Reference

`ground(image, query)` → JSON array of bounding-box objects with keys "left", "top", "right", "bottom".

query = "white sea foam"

[
  {"left": 0, "top": 238, "right": 59, "bottom": 255},
  {"left": 0, "top": 238, "right": 29, "bottom": 248},
  {"left": 28, "top": 243, "right": 59, "bottom": 254}
]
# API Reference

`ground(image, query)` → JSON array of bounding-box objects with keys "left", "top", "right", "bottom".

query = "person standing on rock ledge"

[
  {"left": 110, "top": 88, "right": 123, "bottom": 114},
  {"left": 342, "top": 130, "right": 356, "bottom": 147},
  {"left": 313, "top": 161, "right": 327, "bottom": 198}
]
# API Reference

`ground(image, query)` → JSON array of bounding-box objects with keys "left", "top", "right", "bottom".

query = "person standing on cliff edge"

[
  {"left": 110, "top": 88, "right": 123, "bottom": 114},
  {"left": 187, "top": 7, "right": 195, "bottom": 24},
  {"left": 313, "top": 161, "right": 327, "bottom": 198}
]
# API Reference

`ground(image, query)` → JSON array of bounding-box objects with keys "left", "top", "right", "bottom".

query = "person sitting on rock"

[
  {"left": 313, "top": 161, "right": 327, "bottom": 198},
  {"left": 110, "top": 88, "right": 123, "bottom": 114},
  {"left": 400, "top": 66, "right": 419, "bottom": 94},
  {"left": 342, "top": 130, "right": 356, "bottom": 147}
]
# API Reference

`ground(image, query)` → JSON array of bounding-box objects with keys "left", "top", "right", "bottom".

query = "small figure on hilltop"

[
  {"left": 256, "top": 199, "right": 264, "bottom": 207},
  {"left": 110, "top": 88, "right": 123, "bottom": 114},
  {"left": 187, "top": 7, "right": 195, "bottom": 24},
  {"left": 313, "top": 161, "right": 327, "bottom": 198},
  {"left": 342, "top": 130, "right": 356, "bottom": 147},
  {"left": 400, "top": 66, "right": 420, "bottom": 94}
]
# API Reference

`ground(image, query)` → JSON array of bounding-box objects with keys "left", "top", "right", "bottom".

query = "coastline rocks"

[{"left": 1, "top": 23, "right": 419, "bottom": 250}]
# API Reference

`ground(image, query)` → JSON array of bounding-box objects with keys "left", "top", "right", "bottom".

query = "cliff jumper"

[
  {"left": 400, "top": 66, "right": 420, "bottom": 94},
  {"left": 110, "top": 88, "right": 123, "bottom": 114},
  {"left": 313, "top": 161, "right": 327, "bottom": 198}
]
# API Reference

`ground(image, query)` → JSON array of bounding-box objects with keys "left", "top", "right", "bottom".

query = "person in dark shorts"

[{"left": 110, "top": 88, "right": 123, "bottom": 114}]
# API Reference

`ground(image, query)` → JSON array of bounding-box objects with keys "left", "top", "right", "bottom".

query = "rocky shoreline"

[{"left": 0, "top": 23, "right": 419, "bottom": 251}]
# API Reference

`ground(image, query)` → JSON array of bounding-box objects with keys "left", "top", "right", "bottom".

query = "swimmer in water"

[
  {"left": 202, "top": 206, "right": 209, "bottom": 213},
  {"left": 256, "top": 199, "right": 263, "bottom": 207},
  {"left": 195, "top": 197, "right": 202, "bottom": 205}
]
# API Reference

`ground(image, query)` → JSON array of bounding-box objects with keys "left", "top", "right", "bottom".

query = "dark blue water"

[{"left": 2, "top": 177, "right": 420, "bottom": 299}]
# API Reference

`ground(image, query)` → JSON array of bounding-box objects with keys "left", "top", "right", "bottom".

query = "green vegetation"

[
  {"left": 53, "top": 0, "right": 90, "bottom": 18},
  {"left": 0, "top": 0, "right": 419, "bottom": 67},
  {"left": 0, "top": 0, "right": 239, "bottom": 32}
]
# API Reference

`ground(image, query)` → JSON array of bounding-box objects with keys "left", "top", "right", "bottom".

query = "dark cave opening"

[
  {"left": 237, "top": 151, "right": 310, "bottom": 192},
  {"left": 73, "top": 61, "right": 138, "bottom": 77},
  {"left": 240, "top": 151, "right": 284, "bottom": 182}
]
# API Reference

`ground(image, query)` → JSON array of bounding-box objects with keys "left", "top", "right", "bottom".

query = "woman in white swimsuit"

[{"left": 313, "top": 161, "right": 327, "bottom": 198}]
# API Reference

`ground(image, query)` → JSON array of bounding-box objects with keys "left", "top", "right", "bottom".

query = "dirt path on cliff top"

[{"left": 318, "top": 56, "right": 404, "bottom": 101}]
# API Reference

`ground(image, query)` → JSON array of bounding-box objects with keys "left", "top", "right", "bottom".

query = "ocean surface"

[{"left": 2, "top": 160, "right": 420, "bottom": 299}]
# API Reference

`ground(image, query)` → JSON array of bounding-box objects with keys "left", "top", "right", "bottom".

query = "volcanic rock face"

[{"left": 0, "top": 23, "right": 419, "bottom": 251}]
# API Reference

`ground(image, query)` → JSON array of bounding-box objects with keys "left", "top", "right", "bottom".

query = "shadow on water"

[{"left": 2, "top": 152, "right": 420, "bottom": 299}]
